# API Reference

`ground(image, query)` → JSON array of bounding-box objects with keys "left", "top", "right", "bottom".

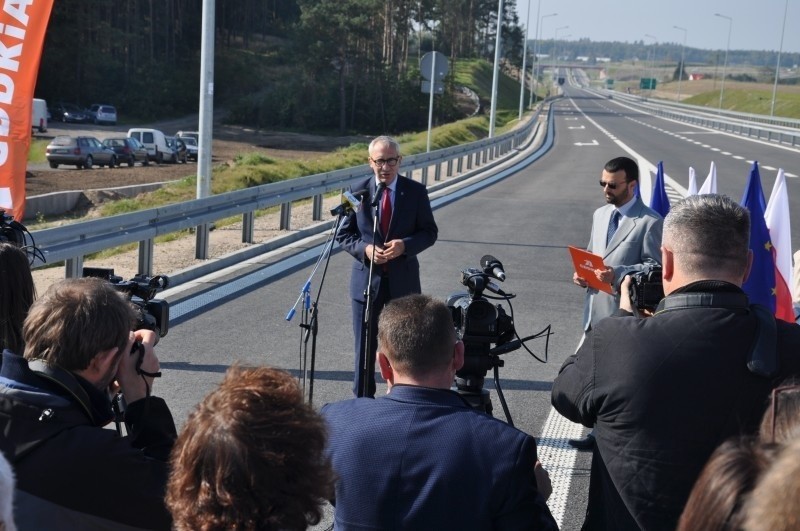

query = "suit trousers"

[{"left": 351, "top": 275, "right": 391, "bottom": 397}]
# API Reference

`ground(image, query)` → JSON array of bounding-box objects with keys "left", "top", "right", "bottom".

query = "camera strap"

[
  {"left": 28, "top": 359, "right": 95, "bottom": 422},
  {"left": 655, "top": 293, "right": 778, "bottom": 378}
]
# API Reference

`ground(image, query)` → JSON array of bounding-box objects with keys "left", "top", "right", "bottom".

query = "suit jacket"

[
  {"left": 337, "top": 175, "right": 438, "bottom": 300},
  {"left": 322, "top": 385, "right": 557, "bottom": 530},
  {"left": 552, "top": 282, "right": 800, "bottom": 530},
  {"left": 582, "top": 195, "right": 662, "bottom": 330}
]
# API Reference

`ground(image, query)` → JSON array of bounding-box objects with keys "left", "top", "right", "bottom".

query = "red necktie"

[{"left": 380, "top": 188, "right": 392, "bottom": 237}]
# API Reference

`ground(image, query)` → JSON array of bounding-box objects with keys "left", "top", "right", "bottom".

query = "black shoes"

[{"left": 568, "top": 432, "right": 595, "bottom": 450}]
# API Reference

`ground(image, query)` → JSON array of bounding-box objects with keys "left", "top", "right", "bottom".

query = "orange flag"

[{"left": 0, "top": 0, "right": 55, "bottom": 221}]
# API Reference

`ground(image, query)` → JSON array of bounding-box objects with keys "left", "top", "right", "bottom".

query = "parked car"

[
  {"left": 176, "top": 130, "right": 199, "bottom": 141},
  {"left": 45, "top": 135, "right": 117, "bottom": 169},
  {"left": 165, "top": 136, "right": 188, "bottom": 163},
  {"left": 49, "top": 102, "right": 89, "bottom": 123},
  {"left": 102, "top": 137, "right": 149, "bottom": 167},
  {"left": 31, "top": 98, "right": 48, "bottom": 133},
  {"left": 127, "top": 128, "right": 171, "bottom": 163},
  {"left": 87, "top": 104, "right": 117, "bottom": 125},
  {"left": 180, "top": 136, "right": 198, "bottom": 161}
]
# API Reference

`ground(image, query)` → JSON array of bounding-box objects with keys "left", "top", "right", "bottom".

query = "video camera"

[
  {"left": 82, "top": 267, "right": 170, "bottom": 338},
  {"left": 446, "top": 255, "right": 551, "bottom": 420},
  {"left": 0, "top": 210, "right": 46, "bottom": 265},
  {"left": 628, "top": 264, "right": 664, "bottom": 313}
]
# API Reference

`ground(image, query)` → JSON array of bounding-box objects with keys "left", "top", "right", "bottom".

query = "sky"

[{"left": 517, "top": 0, "right": 800, "bottom": 55}]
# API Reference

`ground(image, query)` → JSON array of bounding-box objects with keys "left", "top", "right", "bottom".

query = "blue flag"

[
  {"left": 741, "top": 161, "right": 776, "bottom": 311},
  {"left": 649, "top": 161, "right": 670, "bottom": 217}
]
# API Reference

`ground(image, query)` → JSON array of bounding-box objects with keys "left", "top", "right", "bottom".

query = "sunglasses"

[{"left": 599, "top": 180, "right": 628, "bottom": 190}]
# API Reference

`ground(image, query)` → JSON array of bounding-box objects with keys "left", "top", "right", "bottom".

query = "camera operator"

[
  {"left": 552, "top": 194, "right": 800, "bottom": 531},
  {"left": 0, "top": 277, "right": 177, "bottom": 530},
  {"left": 322, "top": 294, "right": 557, "bottom": 530}
]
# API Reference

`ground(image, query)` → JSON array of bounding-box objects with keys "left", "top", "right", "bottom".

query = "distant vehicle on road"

[
  {"left": 165, "top": 136, "right": 188, "bottom": 164},
  {"left": 180, "top": 136, "right": 198, "bottom": 161},
  {"left": 32, "top": 98, "right": 48, "bottom": 133},
  {"left": 102, "top": 137, "right": 149, "bottom": 167},
  {"left": 49, "top": 102, "right": 89, "bottom": 123},
  {"left": 86, "top": 104, "right": 117, "bottom": 125},
  {"left": 127, "top": 128, "right": 171, "bottom": 164},
  {"left": 46, "top": 135, "right": 117, "bottom": 169}
]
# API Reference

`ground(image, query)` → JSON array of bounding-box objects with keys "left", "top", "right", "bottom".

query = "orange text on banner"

[{"left": 0, "top": 0, "right": 55, "bottom": 221}]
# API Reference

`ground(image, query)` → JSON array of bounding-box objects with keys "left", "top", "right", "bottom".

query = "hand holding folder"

[{"left": 568, "top": 246, "right": 614, "bottom": 294}]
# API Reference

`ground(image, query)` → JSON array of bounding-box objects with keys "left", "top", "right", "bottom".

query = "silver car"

[{"left": 45, "top": 136, "right": 117, "bottom": 169}]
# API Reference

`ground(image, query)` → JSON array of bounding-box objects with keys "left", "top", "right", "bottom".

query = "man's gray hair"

[
  {"left": 369, "top": 135, "right": 401, "bottom": 156},
  {"left": 663, "top": 194, "right": 750, "bottom": 276}
]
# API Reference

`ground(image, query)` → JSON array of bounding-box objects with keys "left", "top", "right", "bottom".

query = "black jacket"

[
  {"left": 0, "top": 350, "right": 176, "bottom": 530},
  {"left": 552, "top": 282, "right": 800, "bottom": 531}
]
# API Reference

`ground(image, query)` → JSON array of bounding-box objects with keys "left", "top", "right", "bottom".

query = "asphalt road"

[{"left": 150, "top": 86, "right": 800, "bottom": 529}]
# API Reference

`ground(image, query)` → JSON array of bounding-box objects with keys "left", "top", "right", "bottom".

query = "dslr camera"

[
  {"left": 628, "top": 264, "right": 664, "bottom": 313},
  {"left": 83, "top": 267, "right": 170, "bottom": 338}
]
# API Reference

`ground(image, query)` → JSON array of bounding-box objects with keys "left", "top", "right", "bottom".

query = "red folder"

[{"left": 568, "top": 246, "right": 613, "bottom": 294}]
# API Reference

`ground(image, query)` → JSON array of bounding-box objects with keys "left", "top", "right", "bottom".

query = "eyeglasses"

[
  {"left": 371, "top": 157, "right": 399, "bottom": 167},
  {"left": 599, "top": 180, "right": 627, "bottom": 190}
]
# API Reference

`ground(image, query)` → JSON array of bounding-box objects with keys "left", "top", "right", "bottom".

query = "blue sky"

[{"left": 518, "top": 0, "right": 799, "bottom": 55}]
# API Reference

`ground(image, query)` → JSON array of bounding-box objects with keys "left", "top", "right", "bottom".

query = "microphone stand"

[
  {"left": 286, "top": 211, "right": 349, "bottom": 405},
  {"left": 360, "top": 182, "right": 386, "bottom": 397}
]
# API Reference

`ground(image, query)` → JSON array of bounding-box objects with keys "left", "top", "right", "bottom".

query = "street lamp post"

[
  {"left": 644, "top": 34, "right": 657, "bottom": 96},
  {"left": 531, "top": 12, "right": 557, "bottom": 108},
  {"left": 771, "top": 0, "right": 789, "bottom": 116},
  {"left": 518, "top": 0, "right": 533, "bottom": 120},
  {"left": 488, "top": 0, "right": 504, "bottom": 138},
  {"left": 715, "top": 13, "right": 732, "bottom": 112},
  {"left": 673, "top": 26, "right": 687, "bottom": 101},
  {"left": 553, "top": 25, "right": 568, "bottom": 86}
]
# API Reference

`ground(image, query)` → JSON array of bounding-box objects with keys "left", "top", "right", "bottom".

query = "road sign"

[
  {"left": 606, "top": 79, "right": 614, "bottom": 86},
  {"left": 420, "top": 51, "right": 449, "bottom": 81},
  {"left": 421, "top": 80, "right": 444, "bottom": 95},
  {"left": 639, "top": 78, "right": 657, "bottom": 90}
]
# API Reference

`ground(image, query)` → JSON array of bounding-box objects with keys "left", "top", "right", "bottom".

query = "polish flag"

[{"left": 765, "top": 168, "right": 794, "bottom": 322}]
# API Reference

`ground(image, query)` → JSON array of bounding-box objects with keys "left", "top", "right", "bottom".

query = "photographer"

[
  {"left": 0, "top": 277, "right": 177, "bottom": 530},
  {"left": 322, "top": 294, "right": 556, "bottom": 530},
  {"left": 552, "top": 194, "right": 800, "bottom": 531}
]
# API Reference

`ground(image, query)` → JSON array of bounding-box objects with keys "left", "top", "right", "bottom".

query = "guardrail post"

[
  {"left": 280, "top": 202, "right": 292, "bottom": 230},
  {"left": 434, "top": 163, "right": 441, "bottom": 181},
  {"left": 242, "top": 211, "right": 255, "bottom": 243},
  {"left": 65, "top": 257, "right": 83, "bottom": 279},
  {"left": 446, "top": 158, "right": 453, "bottom": 177},
  {"left": 312, "top": 194, "right": 323, "bottom": 221},
  {"left": 138, "top": 239, "right": 154, "bottom": 276},
  {"left": 421, "top": 167, "right": 428, "bottom": 185},
  {"left": 466, "top": 153, "right": 473, "bottom": 170},
  {"left": 457, "top": 155, "right": 463, "bottom": 173},
  {"left": 195, "top": 224, "right": 209, "bottom": 259}
]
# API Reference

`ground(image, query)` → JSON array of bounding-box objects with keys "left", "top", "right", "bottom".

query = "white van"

[
  {"left": 32, "top": 98, "right": 47, "bottom": 133},
  {"left": 127, "top": 128, "right": 172, "bottom": 163}
]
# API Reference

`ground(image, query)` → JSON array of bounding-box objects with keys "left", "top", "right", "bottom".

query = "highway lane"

[{"left": 151, "top": 90, "right": 800, "bottom": 529}]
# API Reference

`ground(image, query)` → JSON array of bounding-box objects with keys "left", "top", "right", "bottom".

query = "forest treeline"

[{"left": 35, "top": 0, "right": 799, "bottom": 134}]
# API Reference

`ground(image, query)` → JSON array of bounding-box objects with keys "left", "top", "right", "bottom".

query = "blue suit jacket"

[
  {"left": 337, "top": 175, "right": 438, "bottom": 300},
  {"left": 322, "top": 386, "right": 558, "bottom": 530}
]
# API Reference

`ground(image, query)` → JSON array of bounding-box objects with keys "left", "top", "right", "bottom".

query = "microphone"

[
  {"left": 481, "top": 255, "right": 506, "bottom": 282},
  {"left": 371, "top": 182, "right": 386, "bottom": 208},
  {"left": 330, "top": 189, "right": 368, "bottom": 216}
]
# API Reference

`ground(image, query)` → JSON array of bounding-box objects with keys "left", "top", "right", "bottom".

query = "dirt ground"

[{"left": 26, "top": 124, "right": 372, "bottom": 197}]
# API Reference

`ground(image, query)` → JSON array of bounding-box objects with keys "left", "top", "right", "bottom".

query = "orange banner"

[{"left": 0, "top": 0, "right": 54, "bottom": 220}]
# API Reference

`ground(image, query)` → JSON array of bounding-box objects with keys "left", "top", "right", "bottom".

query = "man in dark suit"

[
  {"left": 570, "top": 156, "right": 662, "bottom": 448},
  {"left": 322, "top": 294, "right": 557, "bottom": 530},
  {"left": 336, "top": 136, "right": 438, "bottom": 397},
  {"left": 553, "top": 194, "right": 800, "bottom": 530}
]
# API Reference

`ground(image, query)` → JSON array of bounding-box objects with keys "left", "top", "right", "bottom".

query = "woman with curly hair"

[{"left": 166, "top": 365, "right": 334, "bottom": 531}]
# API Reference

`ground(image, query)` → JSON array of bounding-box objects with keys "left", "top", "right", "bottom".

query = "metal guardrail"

[
  {"left": 31, "top": 105, "right": 546, "bottom": 280},
  {"left": 591, "top": 87, "right": 800, "bottom": 148}
]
